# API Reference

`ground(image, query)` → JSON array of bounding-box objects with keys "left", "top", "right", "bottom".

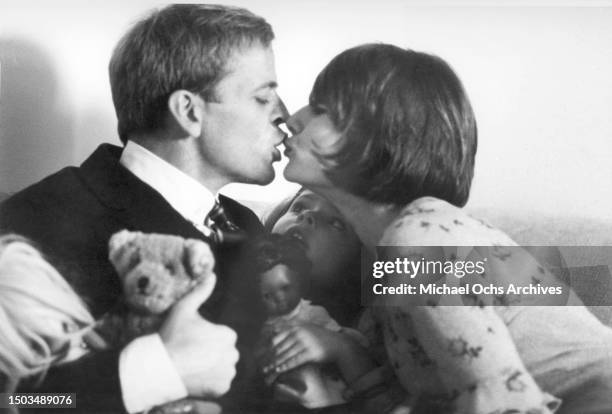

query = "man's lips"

[{"left": 272, "top": 147, "right": 281, "bottom": 162}]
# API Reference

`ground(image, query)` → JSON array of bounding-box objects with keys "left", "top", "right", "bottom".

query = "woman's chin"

[{"left": 282, "top": 164, "right": 301, "bottom": 184}]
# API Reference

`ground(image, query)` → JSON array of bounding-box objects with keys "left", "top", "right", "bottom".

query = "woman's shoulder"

[{"left": 380, "top": 197, "right": 516, "bottom": 247}]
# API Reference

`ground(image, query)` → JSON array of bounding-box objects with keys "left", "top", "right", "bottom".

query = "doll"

[{"left": 252, "top": 234, "right": 348, "bottom": 409}]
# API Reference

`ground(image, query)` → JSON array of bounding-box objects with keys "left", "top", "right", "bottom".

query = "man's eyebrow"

[{"left": 254, "top": 81, "right": 278, "bottom": 91}]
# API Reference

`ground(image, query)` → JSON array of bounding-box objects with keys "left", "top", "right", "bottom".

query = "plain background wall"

[{"left": 1, "top": 0, "right": 611, "bottom": 221}]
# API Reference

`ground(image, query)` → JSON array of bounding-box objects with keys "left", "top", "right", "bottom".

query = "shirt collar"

[{"left": 119, "top": 141, "right": 216, "bottom": 226}]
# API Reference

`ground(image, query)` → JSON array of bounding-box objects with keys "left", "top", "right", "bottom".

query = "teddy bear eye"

[
  {"left": 164, "top": 262, "right": 175, "bottom": 273},
  {"left": 182, "top": 249, "right": 193, "bottom": 277},
  {"left": 128, "top": 251, "right": 140, "bottom": 270}
]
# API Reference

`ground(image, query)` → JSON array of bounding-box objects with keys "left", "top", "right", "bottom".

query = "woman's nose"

[{"left": 285, "top": 117, "right": 298, "bottom": 136}]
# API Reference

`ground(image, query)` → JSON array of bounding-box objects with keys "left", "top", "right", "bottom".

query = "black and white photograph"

[{"left": 1, "top": 1, "right": 612, "bottom": 413}]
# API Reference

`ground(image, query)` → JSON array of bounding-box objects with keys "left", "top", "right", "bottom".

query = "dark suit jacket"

[{"left": 0, "top": 144, "right": 266, "bottom": 413}]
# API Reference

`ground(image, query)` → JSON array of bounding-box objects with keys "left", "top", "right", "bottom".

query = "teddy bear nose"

[{"left": 137, "top": 276, "right": 149, "bottom": 291}]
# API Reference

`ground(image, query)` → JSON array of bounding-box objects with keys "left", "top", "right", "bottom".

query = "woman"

[{"left": 267, "top": 43, "right": 612, "bottom": 413}]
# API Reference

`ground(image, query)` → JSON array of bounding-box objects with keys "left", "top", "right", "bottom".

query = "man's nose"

[{"left": 272, "top": 96, "right": 290, "bottom": 127}]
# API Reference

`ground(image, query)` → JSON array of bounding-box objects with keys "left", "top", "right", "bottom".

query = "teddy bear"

[
  {"left": 95, "top": 230, "right": 221, "bottom": 414},
  {"left": 96, "top": 229, "right": 216, "bottom": 348}
]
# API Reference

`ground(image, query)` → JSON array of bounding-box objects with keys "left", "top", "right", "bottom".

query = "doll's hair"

[
  {"left": 0, "top": 235, "right": 94, "bottom": 390},
  {"left": 250, "top": 233, "right": 312, "bottom": 285}
]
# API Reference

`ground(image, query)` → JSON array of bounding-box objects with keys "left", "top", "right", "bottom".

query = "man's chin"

[{"left": 244, "top": 170, "right": 275, "bottom": 185}]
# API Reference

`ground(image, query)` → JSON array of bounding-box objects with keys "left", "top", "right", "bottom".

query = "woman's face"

[
  {"left": 283, "top": 105, "right": 341, "bottom": 188},
  {"left": 271, "top": 190, "right": 361, "bottom": 285}
]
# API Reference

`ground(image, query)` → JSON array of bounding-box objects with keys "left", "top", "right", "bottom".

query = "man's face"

[{"left": 199, "top": 44, "right": 287, "bottom": 185}]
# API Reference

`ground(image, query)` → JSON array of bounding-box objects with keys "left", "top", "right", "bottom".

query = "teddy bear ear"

[
  {"left": 108, "top": 230, "right": 137, "bottom": 251},
  {"left": 183, "top": 239, "right": 215, "bottom": 280},
  {"left": 108, "top": 230, "right": 140, "bottom": 267}
]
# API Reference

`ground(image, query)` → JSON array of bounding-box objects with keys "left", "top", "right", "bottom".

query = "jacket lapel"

[{"left": 78, "top": 144, "right": 206, "bottom": 241}]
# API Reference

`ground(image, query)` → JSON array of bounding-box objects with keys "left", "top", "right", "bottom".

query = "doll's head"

[
  {"left": 0, "top": 235, "right": 94, "bottom": 389},
  {"left": 251, "top": 234, "right": 311, "bottom": 317}
]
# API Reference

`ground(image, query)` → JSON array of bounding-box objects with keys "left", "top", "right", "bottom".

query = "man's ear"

[{"left": 167, "top": 90, "right": 204, "bottom": 138}]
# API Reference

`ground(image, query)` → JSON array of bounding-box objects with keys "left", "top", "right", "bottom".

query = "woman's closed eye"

[
  {"left": 309, "top": 102, "right": 327, "bottom": 115},
  {"left": 255, "top": 96, "right": 270, "bottom": 105}
]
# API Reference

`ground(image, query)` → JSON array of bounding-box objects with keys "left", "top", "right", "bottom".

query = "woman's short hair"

[
  {"left": 310, "top": 43, "right": 477, "bottom": 207},
  {"left": 109, "top": 4, "right": 274, "bottom": 143}
]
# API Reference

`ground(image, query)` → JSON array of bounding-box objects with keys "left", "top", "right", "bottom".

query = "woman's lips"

[{"left": 283, "top": 138, "right": 293, "bottom": 156}]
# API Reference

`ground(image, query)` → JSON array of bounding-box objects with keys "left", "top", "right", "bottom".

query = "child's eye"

[{"left": 290, "top": 203, "right": 305, "bottom": 213}]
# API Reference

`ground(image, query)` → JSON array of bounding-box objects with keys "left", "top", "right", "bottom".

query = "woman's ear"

[{"left": 167, "top": 90, "right": 204, "bottom": 138}]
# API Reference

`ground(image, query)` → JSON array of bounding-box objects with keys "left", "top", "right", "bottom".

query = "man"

[{"left": 0, "top": 4, "right": 287, "bottom": 413}]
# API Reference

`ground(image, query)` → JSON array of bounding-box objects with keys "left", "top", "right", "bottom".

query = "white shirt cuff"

[{"left": 119, "top": 333, "right": 188, "bottom": 413}]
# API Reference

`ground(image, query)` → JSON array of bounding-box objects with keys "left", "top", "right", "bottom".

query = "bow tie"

[{"left": 204, "top": 200, "right": 247, "bottom": 244}]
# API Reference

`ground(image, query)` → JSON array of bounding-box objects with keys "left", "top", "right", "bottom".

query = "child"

[
  {"left": 264, "top": 188, "right": 364, "bottom": 326},
  {"left": 251, "top": 234, "right": 352, "bottom": 409}
]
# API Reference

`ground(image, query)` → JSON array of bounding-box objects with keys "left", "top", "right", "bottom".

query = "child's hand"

[{"left": 263, "top": 323, "right": 341, "bottom": 374}]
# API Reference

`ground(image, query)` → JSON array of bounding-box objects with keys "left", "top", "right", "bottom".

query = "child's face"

[
  {"left": 271, "top": 190, "right": 361, "bottom": 287},
  {"left": 259, "top": 264, "right": 302, "bottom": 317}
]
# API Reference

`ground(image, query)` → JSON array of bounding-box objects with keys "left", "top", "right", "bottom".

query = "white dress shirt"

[
  {"left": 118, "top": 140, "right": 217, "bottom": 413},
  {"left": 120, "top": 140, "right": 217, "bottom": 232}
]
